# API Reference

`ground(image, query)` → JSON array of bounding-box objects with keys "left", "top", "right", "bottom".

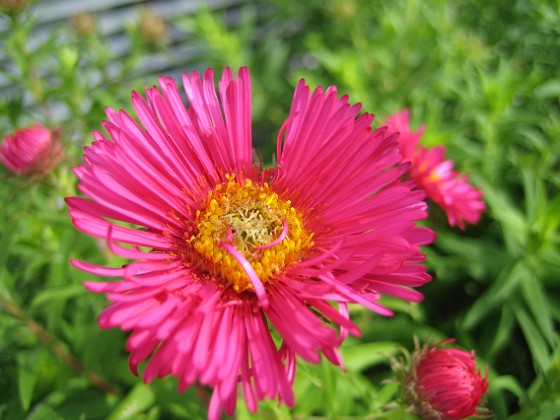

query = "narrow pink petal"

[{"left": 71, "top": 259, "right": 125, "bottom": 277}]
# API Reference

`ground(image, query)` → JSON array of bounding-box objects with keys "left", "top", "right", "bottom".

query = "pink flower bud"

[
  {"left": 394, "top": 338, "right": 490, "bottom": 420},
  {"left": 0, "top": 123, "right": 63, "bottom": 176}
]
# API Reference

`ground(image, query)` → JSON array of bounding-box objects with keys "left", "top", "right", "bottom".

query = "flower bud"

[
  {"left": 70, "top": 12, "right": 96, "bottom": 37},
  {"left": 393, "top": 338, "right": 490, "bottom": 420},
  {"left": 0, "top": 0, "right": 30, "bottom": 14},
  {"left": 0, "top": 123, "right": 64, "bottom": 176},
  {"left": 138, "top": 7, "right": 167, "bottom": 46},
  {"left": 384, "top": 110, "right": 486, "bottom": 229}
]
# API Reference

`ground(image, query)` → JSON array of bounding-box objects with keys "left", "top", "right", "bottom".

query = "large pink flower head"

[
  {"left": 66, "top": 67, "right": 435, "bottom": 419},
  {"left": 0, "top": 122, "right": 63, "bottom": 176},
  {"left": 395, "top": 338, "right": 490, "bottom": 420},
  {"left": 384, "top": 110, "right": 486, "bottom": 229}
]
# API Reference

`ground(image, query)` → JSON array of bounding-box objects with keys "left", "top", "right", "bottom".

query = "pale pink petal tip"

[{"left": 384, "top": 110, "right": 486, "bottom": 228}]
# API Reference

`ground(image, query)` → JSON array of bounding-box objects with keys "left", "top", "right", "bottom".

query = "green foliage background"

[{"left": 1, "top": 0, "right": 559, "bottom": 418}]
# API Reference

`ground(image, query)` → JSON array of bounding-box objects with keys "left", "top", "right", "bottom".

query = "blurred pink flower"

[
  {"left": 384, "top": 110, "right": 486, "bottom": 229},
  {"left": 0, "top": 122, "right": 63, "bottom": 176},
  {"left": 396, "top": 338, "right": 490, "bottom": 420},
  {"left": 66, "top": 67, "right": 435, "bottom": 419}
]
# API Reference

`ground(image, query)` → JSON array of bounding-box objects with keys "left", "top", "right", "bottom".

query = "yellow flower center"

[{"left": 189, "top": 175, "right": 313, "bottom": 293}]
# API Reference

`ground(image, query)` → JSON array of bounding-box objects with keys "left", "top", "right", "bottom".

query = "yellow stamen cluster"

[{"left": 189, "top": 175, "right": 313, "bottom": 293}]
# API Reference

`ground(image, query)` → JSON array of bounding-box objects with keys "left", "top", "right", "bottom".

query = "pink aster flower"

[
  {"left": 384, "top": 110, "right": 486, "bottom": 229},
  {"left": 1, "top": 122, "right": 63, "bottom": 176},
  {"left": 393, "top": 338, "right": 490, "bottom": 420},
  {"left": 66, "top": 67, "right": 435, "bottom": 419}
]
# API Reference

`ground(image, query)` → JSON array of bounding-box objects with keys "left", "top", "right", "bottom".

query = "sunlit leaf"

[
  {"left": 107, "top": 383, "right": 155, "bottom": 420},
  {"left": 340, "top": 342, "right": 399, "bottom": 372}
]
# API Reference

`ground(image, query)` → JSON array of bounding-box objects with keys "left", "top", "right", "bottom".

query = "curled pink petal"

[
  {"left": 218, "top": 240, "right": 269, "bottom": 308},
  {"left": 254, "top": 219, "right": 289, "bottom": 250}
]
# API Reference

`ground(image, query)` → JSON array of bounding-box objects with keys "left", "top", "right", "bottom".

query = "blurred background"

[{"left": 1, "top": 0, "right": 559, "bottom": 418}]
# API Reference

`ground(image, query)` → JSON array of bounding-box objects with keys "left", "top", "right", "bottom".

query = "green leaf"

[
  {"left": 340, "top": 341, "right": 399, "bottom": 372},
  {"left": 488, "top": 307, "right": 516, "bottom": 354},
  {"left": 492, "top": 374, "right": 526, "bottom": 401},
  {"left": 510, "top": 400, "right": 560, "bottom": 420},
  {"left": 18, "top": 356, "right": 37, "bottom": 412},
  {"left": 107, "top": 383, "right": 155, "bottom": 420},
  {"left": 30, "top": 285, "right": 87, "bottom": 309},
  {"left": 463, "top": 261, "right": 528, "bottom": 329},
  {"left": 534, "top": 80, "right": 560, "bottom": 99},
  {"left": 373, "top": 381, "right": 399, "bottom": 408},
  {"left": 515, "top": 306, "right": 551, "bottom": 372},
  {"left": 480, "top": 180, "right": 528, "bottom": 254},
  {"left": 520, "top": 275, "right": 556, "bottom": 348},
  {"left": 541, "top": 193, "right": 560, "bottom": 235}
]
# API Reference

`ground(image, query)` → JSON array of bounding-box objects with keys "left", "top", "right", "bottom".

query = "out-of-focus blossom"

[
  {"left": 384, "top": 110, "right": 486, "bottom": 229},
  {"left": 0, "top": 0, "right": 29, "bottom": 14},
  {"left": 70, "top": 12, "right": 97, "bottom": 36},
  {"left": 138, "top": 7, "right": 167, "bottom": 46},
  {"left": 66, "top": 67, "right": 434, "bottom": 419},
  {"left": 0, "top": 123, "right": 63, "bottom": 176},
  {"left": 392, "top": 338, "right": 490, "bottom": 420}
]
